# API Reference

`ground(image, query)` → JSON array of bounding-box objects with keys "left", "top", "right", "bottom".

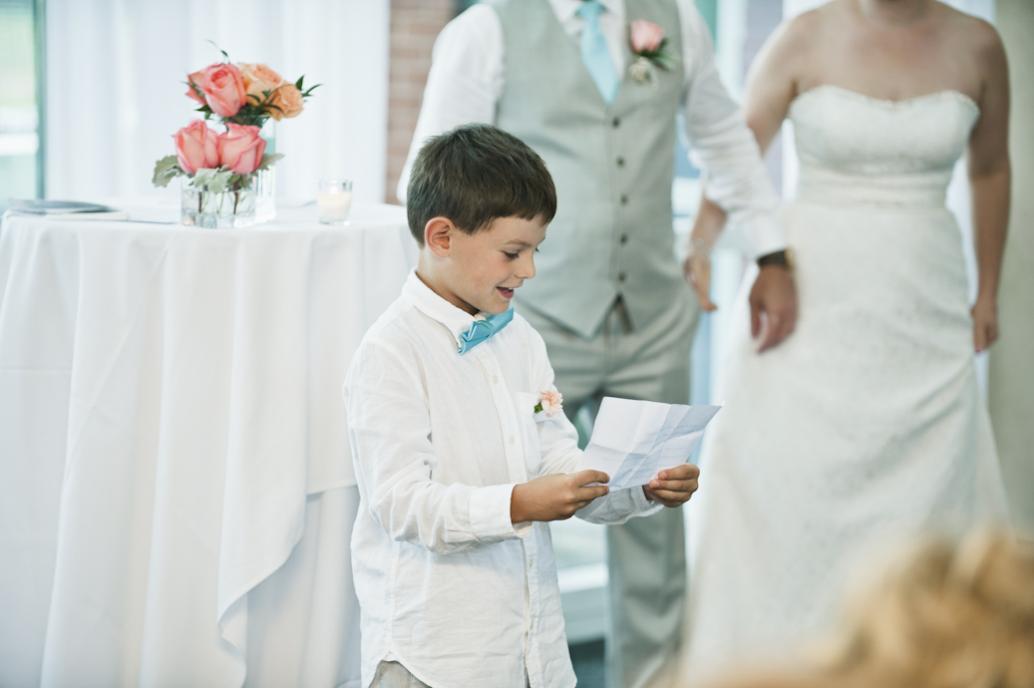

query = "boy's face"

[{"left": 433, "top": 215, "right": 548, "bottom": 315}]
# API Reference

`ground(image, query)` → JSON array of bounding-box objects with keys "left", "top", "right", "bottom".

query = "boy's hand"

[
  {"left": 644, "top": 464, "right": 700, "bottom": 508},
  {"left": 511, "top": 470, "right": 610, "bottom": 524}
]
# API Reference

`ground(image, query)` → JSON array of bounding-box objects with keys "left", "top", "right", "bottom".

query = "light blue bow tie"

[
  {"left": 578, "top": 0, "right": 619, "bottom": 103},
  {"left": 457, "top": 308, "right": 514, "bottom": 355}
]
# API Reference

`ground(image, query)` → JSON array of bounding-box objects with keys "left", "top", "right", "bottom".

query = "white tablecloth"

[{"left": 0, "top": 203, "right": 416, "bottom": 686}]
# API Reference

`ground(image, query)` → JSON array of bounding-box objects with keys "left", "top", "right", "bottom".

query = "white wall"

[{"left": 990, "top": 0, "right": 1034, "bottom": 534}]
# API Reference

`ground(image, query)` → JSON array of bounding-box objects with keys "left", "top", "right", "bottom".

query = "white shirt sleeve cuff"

[
  {"left": 631, "top": 485, "right": 663, "bottom": 515},
  {"left": 745, "top": 215, "right": 787, "bottom": 260},
  {"left": 469, "top": 483, "right": 522, "bottom": 541}
]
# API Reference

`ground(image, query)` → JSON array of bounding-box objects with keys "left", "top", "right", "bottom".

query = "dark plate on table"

[{"left": 8, "top": 199, "right": 116, "bottom": 214}]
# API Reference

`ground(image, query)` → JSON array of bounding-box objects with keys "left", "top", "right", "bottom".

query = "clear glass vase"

[
  {"left": 180, "top": 184, "right": 257, "bottom": 229},
  {"left": 254, "top": 120, "right": 277, "bottom": 223}
]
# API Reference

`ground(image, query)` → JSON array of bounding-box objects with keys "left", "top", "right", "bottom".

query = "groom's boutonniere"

[
  {"left": 628, "top": 19, "right": 673, "bottom": 84},
  {"left": 533, "top": 387, "right": 564, "bottom": 418}
]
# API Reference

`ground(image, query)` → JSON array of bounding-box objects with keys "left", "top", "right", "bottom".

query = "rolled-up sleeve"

[
  {"left": 345, "top": 341, "right": 522, "bottom": 554},
  {"left": 396, "top": 5, "right": 503, "bottom": 201},
  {"left": 678, "top": 1, "right": 784, "bottom": 258}
]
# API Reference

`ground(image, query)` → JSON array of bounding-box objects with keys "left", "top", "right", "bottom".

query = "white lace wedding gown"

[{"left": 682, "top": 85, "right": 1008, "bottom": 679}]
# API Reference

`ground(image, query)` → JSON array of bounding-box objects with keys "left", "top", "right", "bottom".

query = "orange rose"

[
  {"left": 238, "top": 62, "right": 284, "bottom": 100},
  {"left": 267, "top": 83, "right": 304, "bottom": 120}
]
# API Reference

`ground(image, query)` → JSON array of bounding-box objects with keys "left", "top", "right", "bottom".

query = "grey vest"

[{"left": 492, "top": 0, "right": 685, "bottom": 338}]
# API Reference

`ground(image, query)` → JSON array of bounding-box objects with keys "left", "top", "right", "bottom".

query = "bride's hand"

[
  {"left": 683, "top": 251, "right": 718, "bottom": 312},
  {"left": 971, "top": 295, "right": 999, "bottom": 352}
]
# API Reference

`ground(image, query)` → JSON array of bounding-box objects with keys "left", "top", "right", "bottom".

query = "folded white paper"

[{"left": 580, "top": 397, "right": 721, "bottom": 490}]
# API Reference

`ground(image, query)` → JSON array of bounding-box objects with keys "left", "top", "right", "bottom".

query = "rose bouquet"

[{"left": 152, "top": 53, "right": 318, "bottom": 226}]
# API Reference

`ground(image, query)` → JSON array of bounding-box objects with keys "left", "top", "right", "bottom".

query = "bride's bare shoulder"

[
  {"left": 936, "top": 2, "right": 1003, "bottom": 56},
  {"left": 765, "top": 1, "right": 846, "bottom": 58},
  {"left": 936, "top": 3, "right": 1007, "bottom": 91}
]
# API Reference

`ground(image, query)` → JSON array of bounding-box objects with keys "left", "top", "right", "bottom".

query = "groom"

[{"left": 398, "top": 1, "right": 796, "bottom": 686}]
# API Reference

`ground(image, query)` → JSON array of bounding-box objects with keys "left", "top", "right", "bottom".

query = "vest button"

[
  {"left": 619, "top": 234, "right": 628, "bottom": 245},
  {"left": 612, "top": 116, "right": 621, "bottom": 128},
  {"left": 618, "top": 272, "right": 627, "bottom": 283},
  {"left": 620, "top": 194, "right": 629, "bottom": 205},
  {"left": 616, "top": 156, "right": 625, "bottom": 167}
]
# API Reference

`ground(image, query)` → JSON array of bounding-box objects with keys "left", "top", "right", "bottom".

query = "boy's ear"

[{"left": 424, "top": 217, "right": 455, "bottom": 256}]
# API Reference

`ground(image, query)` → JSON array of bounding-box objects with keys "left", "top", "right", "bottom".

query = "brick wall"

[{"left": 385, "top": 0, "right": 459, "bottom": 204}]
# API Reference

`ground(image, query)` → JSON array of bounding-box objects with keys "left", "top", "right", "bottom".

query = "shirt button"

[
  {"left": 619, "top": 234, "right": 628, "bottom": 245},
  {"left": 507, "top": 436, "right": 516, "bottom": 445},
  {"left": 491, "top": 375, "right": 499, "bottom": 384},
  {"left": 616, "top": 156, "right": 625, "bottom": 167},
  {"left": 620, "top": 194, "right": 629, "bottom": 205},
  {"left": 612, "top": 116, "right": 621, "bottom": 128},
  {"left": 618, "top": 272, "right": 627, "bottom": 283}
]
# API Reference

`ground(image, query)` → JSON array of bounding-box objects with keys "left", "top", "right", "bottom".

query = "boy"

[{"left": 345, "top": 124, "right": 700, "bottom": 688}]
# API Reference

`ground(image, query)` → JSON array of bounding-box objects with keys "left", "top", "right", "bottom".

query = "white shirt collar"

[{"left": 402, "top": 270, "right": 482, "bottom": 346}]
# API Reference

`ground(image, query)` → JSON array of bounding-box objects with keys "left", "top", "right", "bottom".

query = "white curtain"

[{"left": 45, "top": 0, "right": 390, "bottom": 204}]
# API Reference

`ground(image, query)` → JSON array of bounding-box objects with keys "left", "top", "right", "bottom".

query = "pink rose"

[
  {"left": 174, "top": 120, "right": 220, "bottom": 175},
  {"left": 186, "top": 63, "right": 247, "bottom": 117},
  {"left": 630, "top": 20, "right": 664, "bottom": 53},
  {"left": 218, "top": 124, "right": 266, "bottom": 174}
]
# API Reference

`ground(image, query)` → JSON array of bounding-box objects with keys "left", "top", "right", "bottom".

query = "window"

[{"left": 0, "top": 0, "right": 43, "bottom": 207}]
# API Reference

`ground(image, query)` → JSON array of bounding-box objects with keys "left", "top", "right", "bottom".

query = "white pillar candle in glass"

[{"left": 317, "top": 179, "right": 353, "bottom": 225}]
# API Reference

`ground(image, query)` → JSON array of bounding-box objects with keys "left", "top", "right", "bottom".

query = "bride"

[{"left": 680, "top": 0, "right": 1011, "bottom": 680}]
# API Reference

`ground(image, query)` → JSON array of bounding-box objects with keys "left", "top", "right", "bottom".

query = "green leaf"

[
  {"left": 190, "top": 167, "right": 233, "bottom": 194},
  {"left": 231, "top": 173, "right": 254, "bottom": 191},
  {"left": 152, "top": 155, "right": 184, "bottom": 188},
  {"left": 295, "top": 75, "right": 304, "bottom": 90},
  {"left": 206, "top": 39, "right": 230, "bottom": 62},
  {"left": 256, "top": 153, "right": 284, "bottom": 172}
]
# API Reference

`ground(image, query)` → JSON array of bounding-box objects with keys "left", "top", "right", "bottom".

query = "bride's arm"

[
  {"left": 967, "top": 22, "right": 1010, "bottom": 353},
  {"left": 686, "top": 13, "right": 810, "bottom": 307}
]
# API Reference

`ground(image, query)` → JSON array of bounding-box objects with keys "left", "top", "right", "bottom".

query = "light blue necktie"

[
  {"left": 577, "top": 0, "right": 619, "bottom": 103},
  {"left": 457, "top": 308, "right": 514, "bottom": 355}
]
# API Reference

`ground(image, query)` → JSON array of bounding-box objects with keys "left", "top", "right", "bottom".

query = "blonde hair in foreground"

[
  {"left": 711, "top": 530, "right": 1034, "bottom": 688},
  {"left": 830, "top": 529, "right": 1034, "bottom": 688}
]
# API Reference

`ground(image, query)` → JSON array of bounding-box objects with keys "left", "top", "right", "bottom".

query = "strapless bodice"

[{"left": 789, "top": 85, "right": 979, "bottom": 208}]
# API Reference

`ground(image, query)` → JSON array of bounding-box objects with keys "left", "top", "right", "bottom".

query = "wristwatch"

[{"left": 757, "top": 249, "right": 794, "bottom": 270}]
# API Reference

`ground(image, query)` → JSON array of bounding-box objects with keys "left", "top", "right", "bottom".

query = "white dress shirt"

[
  {"left": 397, "top": 0, "right": 784, "bottom": 258},
  {"left": 345, "top": 272, "right": 658, "bottom": 688}
]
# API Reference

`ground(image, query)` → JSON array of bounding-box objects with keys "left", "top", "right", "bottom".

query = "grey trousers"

[
  {"left": 372, "top": 660, "right": 530, "bottom": 687},
  {"left": 371, "top": 661, "right": 430, "bottom": 688},
  {"left": 519, "top": 293, "right": 698, "bottom": 688}
]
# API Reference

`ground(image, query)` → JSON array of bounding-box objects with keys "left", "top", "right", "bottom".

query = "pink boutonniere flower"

[
  {"left": 534, "top": 387, "right": 564, "bottom": 417},
  {"left": 628, "top": 19, "right": 674, "bottom": 84}
]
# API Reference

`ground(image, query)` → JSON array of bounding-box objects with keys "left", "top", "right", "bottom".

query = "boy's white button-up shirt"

[{"left": 345, "top": 273, "right": 657, "bottom": 688}]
